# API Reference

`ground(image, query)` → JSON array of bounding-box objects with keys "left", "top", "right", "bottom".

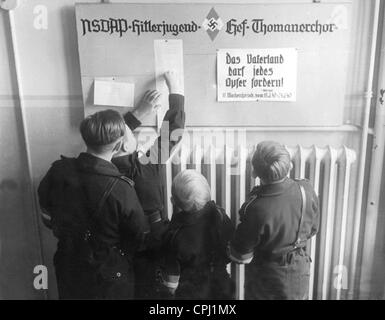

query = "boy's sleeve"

[
  {"left": 37, "top": 167, "right": 54, "bottom": 229},
  {"left": 220, "top": 213, "right": 236, "bottom": 264},
  {"left": 222, "top": 211, "right": 236, "bottom": 243},
  {"left": 299, "top": 180, "right": 320, "bottom": 239},
  {"left": 159, "top": 235, "right": 181, "bottom": 295},
  {"left": 160, "top": 258, "right": 180, "bottom": 296},
  {"left": 117, "top": 188, "right": 148, "bottom": 253},
  {"left": 310, "top": 187, "right": 320, "bottom": 237},
  {"left": 145, "top": 219, "right": 169, "bottom": 251},
  {"left": 164, "top": 94, "right": 185, "bottom": 135},
  {"left": 229, "top": 205, "right": 261, "bottom": 264},
  {"left": 142, "top": 94, "right": 185, "bottom": 164},
  {"left": 123, "top": 112, "right": 142, "bottom": 131},
  {"left": 112, "top": 152, "right": 137, "bottom": 180}
]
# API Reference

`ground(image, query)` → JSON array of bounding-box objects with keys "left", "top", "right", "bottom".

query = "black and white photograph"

[{"left": 0, "top": 0, "right": 385, "bottom": 308}]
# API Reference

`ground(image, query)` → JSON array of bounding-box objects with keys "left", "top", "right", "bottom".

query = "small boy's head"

[
  {"left": 80, "top": 109, "right": 134, "bottom": 155},
  {"left": 251, "top": 141, "right": 291, "bottom": 184},
  {"left": 171, "top": 170, "right": 211, "bottom": 213}
]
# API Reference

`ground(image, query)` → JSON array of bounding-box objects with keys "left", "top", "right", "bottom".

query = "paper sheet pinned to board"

[
  {"left": 154, "top": 39, "right": 184, "bottom": 129},
  {"left": 94, "top": 79, "right": 135, "bottom": 107}
]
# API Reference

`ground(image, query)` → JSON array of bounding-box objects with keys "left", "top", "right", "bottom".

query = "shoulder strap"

[
  {"left": 293, "top": 183, "right": 307, "bottom": 249},
  {"left": 93, "top": 174, "right": 134, "bottom": 218},
  {"left": 269, "top": 182, "right": 308, "bottom": 258},
  {"left": 118, "top": 175, "right": 135, "bottom": 187},
  {"left": 94, "top": 178, "right": 119, "bottom": 218}
]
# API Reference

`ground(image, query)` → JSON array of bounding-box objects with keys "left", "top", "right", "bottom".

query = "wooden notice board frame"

[{"left": 75, "top": 2, "right": 351, "bottom": 127}]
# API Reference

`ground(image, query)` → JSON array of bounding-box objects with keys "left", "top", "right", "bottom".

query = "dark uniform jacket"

[
  {"left": 112, "top": 93, "right": 185, "bottom": 299},
  {"left": 159, "top": 201, "right": 235, "bottom": 300},
  {"left": 112, "top": 93, "right": 185, "bottom": 225},
  {"left": 230, "top": 178, "right": 320, "bottom": 300},
  {"left": 38, "top": 153, "right": 147, "bottom": 299}
]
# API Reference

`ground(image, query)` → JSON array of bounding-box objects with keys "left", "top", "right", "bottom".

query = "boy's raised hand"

[
  {"left": 133, "top": 90, "right": 162, "bottom": 121},
  {"left": 164, "top": 71, "right": 182, "bottom": 95}
]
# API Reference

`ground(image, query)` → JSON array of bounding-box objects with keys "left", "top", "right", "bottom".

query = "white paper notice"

[
  {"left": 94, "top": 79, "right": 135, "bottom": 107},
  {"left": 154, "top": 39, "right": 184, "bottom": 129},
  {"left": 217, "top": 48, "right": 297, "bottom": 102}
]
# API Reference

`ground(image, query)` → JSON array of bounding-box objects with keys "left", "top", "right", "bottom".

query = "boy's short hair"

[
  {"left": 80, "top": 110, "right": 126, "bottom": 152},
  {"left": 251, "top": 141, "right": 291, "bottom": 183},
  {"left": 172, "top": 170, "right": 211, "bottom": 213}
]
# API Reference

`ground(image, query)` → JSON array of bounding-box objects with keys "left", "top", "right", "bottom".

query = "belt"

[{"left": 256, "top": 246, "right": 308, "bottom": 264}]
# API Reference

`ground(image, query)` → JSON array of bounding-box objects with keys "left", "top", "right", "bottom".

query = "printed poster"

[{"left": 217, "top": 48, "right": 297, "bottom": 102}]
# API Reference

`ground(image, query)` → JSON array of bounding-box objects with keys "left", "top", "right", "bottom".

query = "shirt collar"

[
  {"left": 171, "top": 201, "right": 217, "bottom": 227},
  {"left": 76, "top": 152, "right": 122, "bottom": 177},
  {"left": 254, "top": 178, "right": 294, "bottom": 197}
]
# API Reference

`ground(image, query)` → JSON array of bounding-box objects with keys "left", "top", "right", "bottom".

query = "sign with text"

[
  {"left": 76, "top": 3, "right": 350, "bottom": 125},
  {"left": 217, "top": 48, "right": 297, "bottom": 102}
]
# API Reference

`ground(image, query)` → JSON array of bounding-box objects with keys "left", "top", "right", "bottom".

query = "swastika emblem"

[
  {"left": 207, "top": 18, "right": 218, "bottom": 31},
  {"left": 202, "top": 8, "right": 223, "bottom": 41}
]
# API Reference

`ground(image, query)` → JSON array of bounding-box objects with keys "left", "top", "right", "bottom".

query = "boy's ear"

[
  {"left": 121, "top": 140, "right": 128, "bottom": 153},
  {"left": 121, "top": 125, "right": 137, "bottom": 155},
  {"left": 112, "top": 138, "right": 123, "bottom": 153}
]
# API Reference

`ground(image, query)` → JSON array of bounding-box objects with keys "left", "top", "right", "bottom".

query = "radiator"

[{"left": 163, "top": 140, "right": 357, "bottom": 300}]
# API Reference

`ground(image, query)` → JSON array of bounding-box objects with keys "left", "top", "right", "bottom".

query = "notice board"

[{"left": 75, "top": 2, "right": 351, "bottom": 126}]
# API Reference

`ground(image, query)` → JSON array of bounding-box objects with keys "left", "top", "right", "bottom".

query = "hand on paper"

[
  {"left": 133, "top": 90, "right": 162, "bottom": 121},
  {"left": 164, "top": 70, "right": 181, "bottom": 95}
]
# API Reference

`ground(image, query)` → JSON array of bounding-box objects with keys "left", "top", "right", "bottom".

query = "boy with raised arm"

[{"left": 112, "top": 71, "right": 185, "bottom": 299}]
